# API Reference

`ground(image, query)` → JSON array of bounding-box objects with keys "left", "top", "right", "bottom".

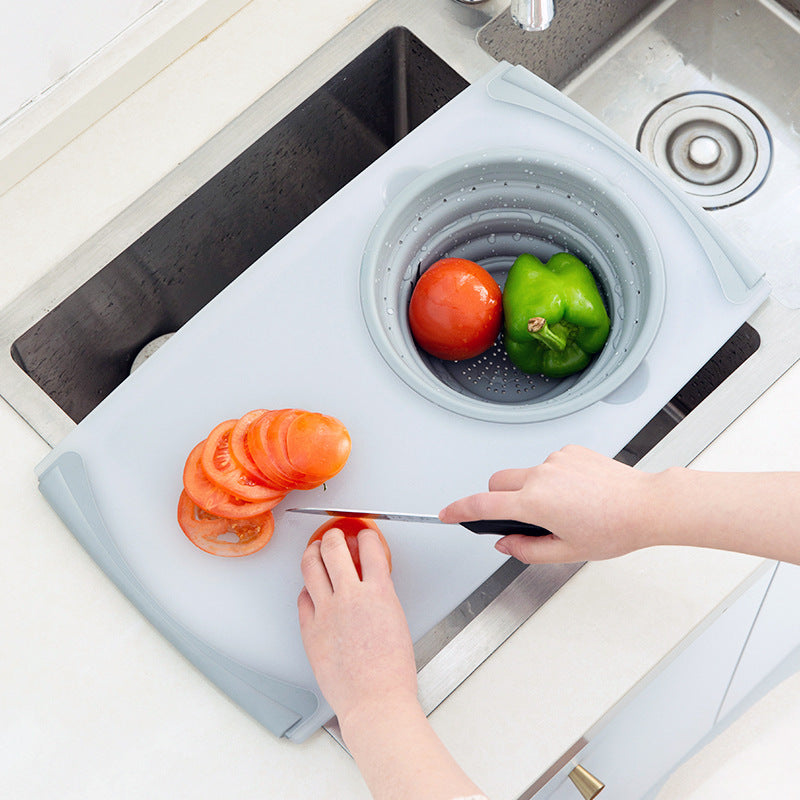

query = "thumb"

[{"left": 495, "top": 533, "right": 578, "bottom": 564}]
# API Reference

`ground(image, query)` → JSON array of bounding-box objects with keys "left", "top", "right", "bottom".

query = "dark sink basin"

[{"left": 10, "top": 27, "right": 467, "bottom": 425}]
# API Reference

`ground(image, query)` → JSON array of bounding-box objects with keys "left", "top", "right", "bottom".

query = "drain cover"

[
  {"left": 130, "top": 333, "right": 175, "bottom": 374},
  {"left": 637, "top": 92, "right": 771, "bottom": 209}
]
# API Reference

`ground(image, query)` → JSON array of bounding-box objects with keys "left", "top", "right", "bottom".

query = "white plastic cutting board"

[{"left": 36, "top": 63, "right": 770, "bottom": 742}]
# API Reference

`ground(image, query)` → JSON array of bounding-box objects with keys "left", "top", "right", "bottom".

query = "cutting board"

[{"left": 36, "top": 63, "right": 770, "bottom": 742}]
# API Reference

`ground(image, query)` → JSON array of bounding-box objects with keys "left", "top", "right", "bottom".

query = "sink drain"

[
  {"left": 637, "top": 92, "right": 771, "bottom": 209},
  {"left": 130, "top": 333, "right": 175, "bottom": 374}
]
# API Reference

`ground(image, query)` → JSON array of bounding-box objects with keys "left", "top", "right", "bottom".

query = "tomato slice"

[
  {"left": 247, "top": 410, "right": 298, "bottom": 490},
  {"left": 285, "top": 412, "right": 351, "bottom": 481},
  {"left": 229, "top": 409, "right": 273, "bottom": 483},
  {"left": 183, "top": 441, "right": 283, "bottom": 518},
  {"left": 267, "top": 409, "right": 319, "bottom": 488},
  {"left": 245, "top": 408, "right": 353, "bottom": 491},
  {"left": 177, "top": 490, "right": 274, "bottom": 556},
  {"left": 201, "top": 419, "right": 287, "bottom": 503},
  {"left": 306, "top": 516, "right": 392, "bottom": 578}
]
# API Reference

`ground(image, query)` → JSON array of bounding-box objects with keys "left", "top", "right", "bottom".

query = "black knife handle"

[{"left": 459, "top": 519, "right": 551, "bottom": 536}]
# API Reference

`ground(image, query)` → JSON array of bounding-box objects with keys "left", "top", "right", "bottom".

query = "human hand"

[
  {"left": 297, "top": 527, "right": 418, "bottom": 731},
  {"left": 439, "top": 445, "right": 662, "bottom": 563}
]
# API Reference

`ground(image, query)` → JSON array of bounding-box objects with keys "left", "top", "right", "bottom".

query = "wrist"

[
  {"left": 338, "top": 687, "right": 485, "bottom": 800},
  {"left": 338, "top": 687, "right": 423, "bottom": 746},
  {"left": 631, "top": 466, "right": 688, "bottom": 550}
]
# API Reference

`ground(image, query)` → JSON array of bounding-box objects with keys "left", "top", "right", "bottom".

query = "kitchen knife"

[{"left": 287, "top": 507, "right": 551, "bottom": 536}]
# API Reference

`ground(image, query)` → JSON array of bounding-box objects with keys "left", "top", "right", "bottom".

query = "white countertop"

[{"left": 2, "top": 2, "right": 799, "bottom": 798}]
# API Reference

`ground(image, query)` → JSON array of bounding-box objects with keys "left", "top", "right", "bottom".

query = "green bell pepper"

[{"left": 503, "top": 252, "right": 610, "bottom": 378}]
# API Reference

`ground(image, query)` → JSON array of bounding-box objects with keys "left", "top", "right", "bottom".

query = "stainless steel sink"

[
  {"left": 5, "top": 28, "right": 469, "bottom": 432},
  {"left": 486, "top": 0, "right": 800, "bottom": 305},
  {"left": 2, "top": 0, "right": 800, "bottom": 773}
]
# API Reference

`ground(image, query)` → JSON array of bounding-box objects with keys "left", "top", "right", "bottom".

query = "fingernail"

[{"left": 495, "top": 541, "right": 510, "bottom": 555}]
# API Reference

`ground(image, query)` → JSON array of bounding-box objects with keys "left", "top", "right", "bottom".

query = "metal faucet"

[
  {"left": 452, "top": 0, "right": 555, "bottom": 32},
  {"left": 510, "top": 0, "right": 555, "bottom": 31}
]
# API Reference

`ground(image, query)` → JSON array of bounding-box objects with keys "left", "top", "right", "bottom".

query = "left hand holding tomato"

[
  {"left": 297, "top": 527, "right": 485, "bottom": 800},
  {"left": 297, "top": 527, "right": 416, "bottom": 728}
]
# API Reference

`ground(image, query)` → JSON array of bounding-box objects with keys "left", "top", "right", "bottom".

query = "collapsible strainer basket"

[{"left": 360, "top": 149, "right": 666, "bottom": 422}]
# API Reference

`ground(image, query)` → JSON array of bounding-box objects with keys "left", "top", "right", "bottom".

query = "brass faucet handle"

[{"left": 568, "top": 764, "right": 604, "bottom": 799}]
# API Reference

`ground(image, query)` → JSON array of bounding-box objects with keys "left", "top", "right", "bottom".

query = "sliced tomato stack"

[{"left": 178, "top": 408, "right": 352, "bottom": 557}]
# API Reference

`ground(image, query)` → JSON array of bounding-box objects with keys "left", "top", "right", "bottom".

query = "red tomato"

[
  {"left": 307, "top": 516, "right": 392, "bottom": 578},
  {"left": 201, "top": 419, "right": 288, "bottom": 503},
  {"left": 183, "top": 441, "right": 284, "bottom": 518},
  {"left": 408, "top": 257, "right": 502, "bottom": 360},
  {"left": 177, "top": 490, "right": 274, "bottom": 557}
]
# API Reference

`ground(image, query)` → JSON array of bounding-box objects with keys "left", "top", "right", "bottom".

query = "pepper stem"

[{"left": 527, "top": 317, "right": 567, "bottom": 352}]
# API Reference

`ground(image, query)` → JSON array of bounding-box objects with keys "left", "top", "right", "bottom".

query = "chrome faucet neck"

[{"left": 510, "top": 0, "right": 555, "bottom": 31}]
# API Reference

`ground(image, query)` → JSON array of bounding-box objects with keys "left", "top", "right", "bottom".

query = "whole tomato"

[{"left": 408, "top": 258, "right": 503, "bottom": 361}]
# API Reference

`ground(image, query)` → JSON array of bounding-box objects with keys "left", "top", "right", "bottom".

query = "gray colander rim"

[{"left": 359, "top": 148, "right": 666, "bottom": 423}]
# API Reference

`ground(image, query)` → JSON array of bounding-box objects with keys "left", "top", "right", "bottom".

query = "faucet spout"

[{"left": 511, "top": 0, "right": 555, "bottom": 31}]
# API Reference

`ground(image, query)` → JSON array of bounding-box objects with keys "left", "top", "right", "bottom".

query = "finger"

[
  {"left": 487, "top": 468, "right": 530, "bottom": 492},
  {"left": 439, "top": 490, "right": 520, "bottom": 523},
  {"left": 297, "top": 586, "right": 315, "bottom": 630},
  {"left": 495, "top": 533, "right": 580, "bottom": 564},
  {"left": 300, "top": 539, "right": 333, "bottom": 604},
  {"left": 319, "top": 528, "right": 359, "bottom": 591},
  {"left": 358, "top": 528, "right": 391, "bottom": 583}
]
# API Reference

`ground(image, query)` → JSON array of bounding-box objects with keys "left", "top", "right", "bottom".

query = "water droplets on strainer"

[
  {"left": 360, "top": 149, "right": 666, "bottom": 423},
  {"left": 425, "top": 325, "right": 568, "bottom": 404}
]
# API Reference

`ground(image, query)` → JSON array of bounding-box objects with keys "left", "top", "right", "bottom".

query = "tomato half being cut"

[
  {"left": 307, "top": 516, "right": 392, "bottom": 578},
  {"left": 183, "top": 441, "right": 284, "bottom": 518},
  {"left": 177, "top": 491, "right": 274, "bottom": 556},
  {"left": 201, "top": 419, "right": 287, "bottom": 503}
]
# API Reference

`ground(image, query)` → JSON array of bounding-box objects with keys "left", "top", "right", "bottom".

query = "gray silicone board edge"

[{"left": 36, "top": 450, "right": 320, "bottom": 740}]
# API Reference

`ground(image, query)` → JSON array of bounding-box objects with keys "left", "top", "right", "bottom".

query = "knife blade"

[{"left": 286, "top": 507, "right": 551, "bottom": 537}]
